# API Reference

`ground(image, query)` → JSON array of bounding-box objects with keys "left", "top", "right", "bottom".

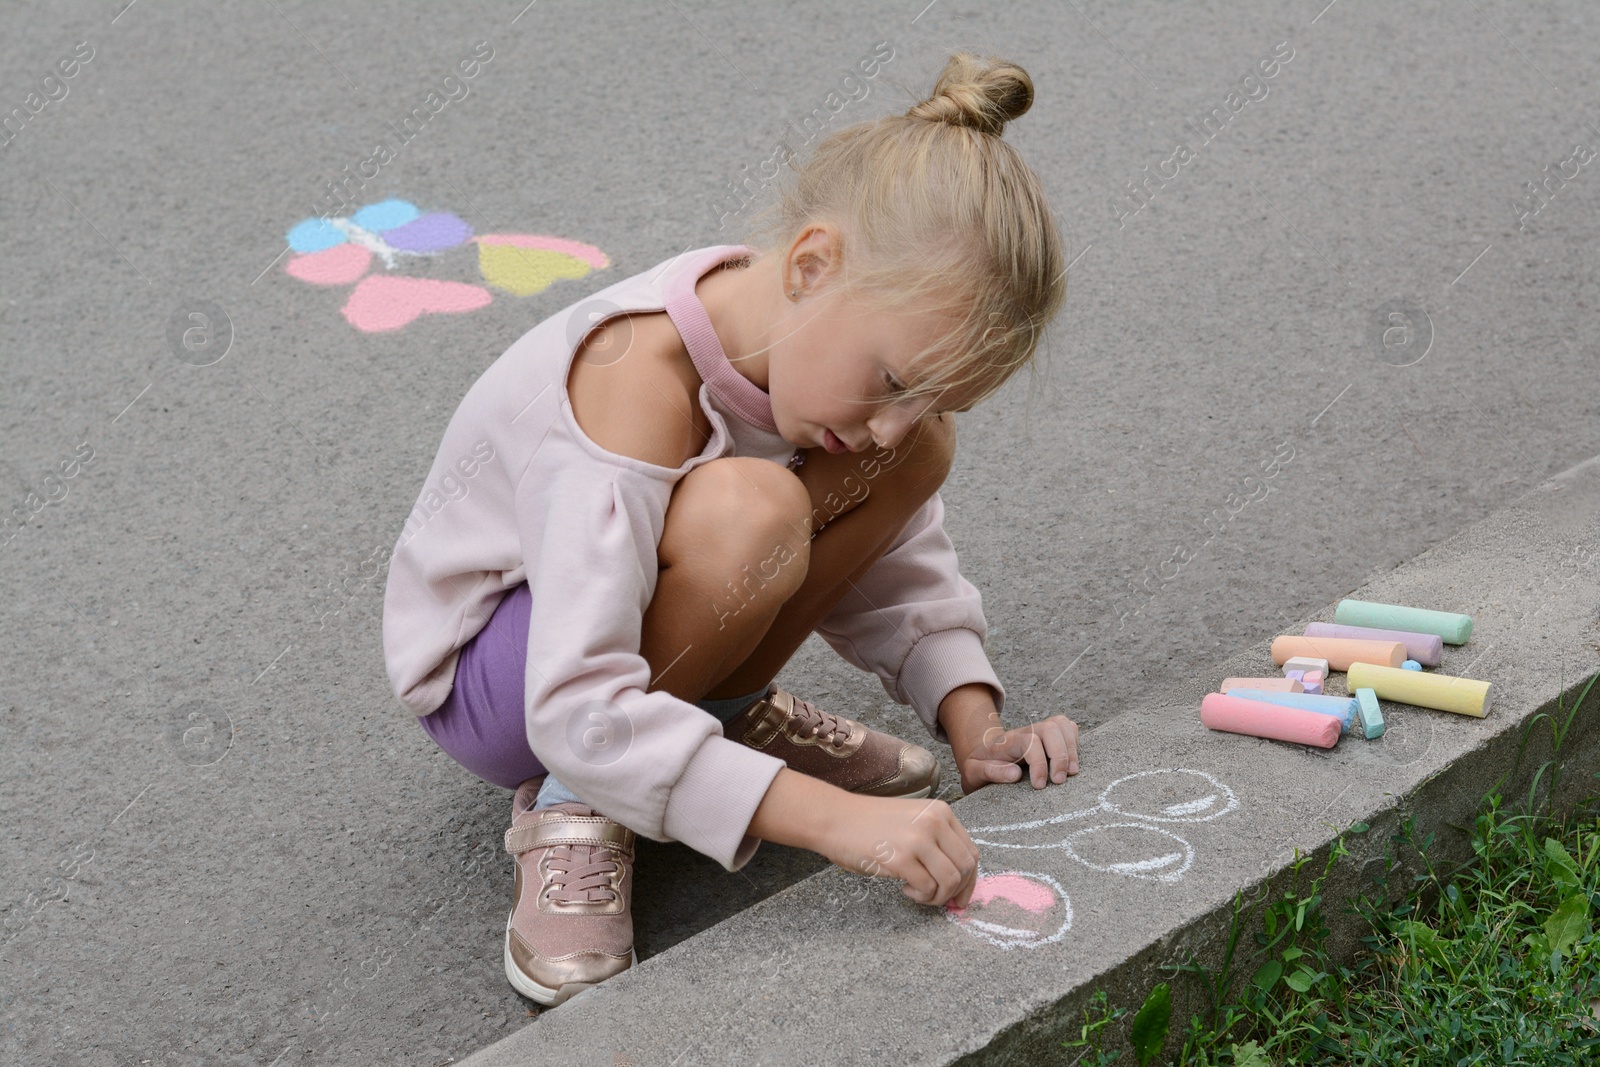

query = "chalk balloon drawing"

[
  {"left": 283, "top": 198, "right": 609, "bottom": 333},
  {"left": 944, "top": 769, "right": 1239, "bottom": 949}
]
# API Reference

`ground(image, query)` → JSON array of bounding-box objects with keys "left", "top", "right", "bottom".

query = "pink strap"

[{"left": 662, "top": 246, "right": 778, "bottom": 433}]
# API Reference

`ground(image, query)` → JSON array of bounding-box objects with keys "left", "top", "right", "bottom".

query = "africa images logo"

[{"left": 283, "top": 197, "right": 608, "bottom": 332}]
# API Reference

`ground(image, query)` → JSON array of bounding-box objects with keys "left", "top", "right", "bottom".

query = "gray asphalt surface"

[{"left": 2, "top": 1, "right": 1596, "bottom": 1064}]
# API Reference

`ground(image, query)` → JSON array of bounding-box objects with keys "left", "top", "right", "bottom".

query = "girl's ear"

[{"left": 786, "top": 224, "right": 841, "bottom": 295}]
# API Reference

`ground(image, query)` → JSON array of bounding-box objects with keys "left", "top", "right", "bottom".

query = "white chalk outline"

[
  {"left": 948, "top": 769, "right": 1237, "bottom": 949},
  {"left": 969, "top": 820, "right": 1197, "bottom": 884},
  {"left": 1065, "top": 822, "right": 1194, "bottom": 883},
  {"left": 966, "top": 768, "right": 1239, "bottom": 835}
]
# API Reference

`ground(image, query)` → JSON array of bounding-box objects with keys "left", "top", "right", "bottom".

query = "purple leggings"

[
  {"left": 417, "top": 582, "right": 767, "bottom": 791},
  {"left": 417, "top": 582, "right": 548, "bottom": 790}
]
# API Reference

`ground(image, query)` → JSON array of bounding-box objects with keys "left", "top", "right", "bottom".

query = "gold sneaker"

[
  {"left": 721, "top": 684, "right": 941, "bottom": 799},
  {"left": 502, "top": 778, "right": 636, "bottom": 1006}
]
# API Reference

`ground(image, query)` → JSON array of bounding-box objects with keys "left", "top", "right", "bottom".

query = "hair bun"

[{"left": 906, "top": 52, "right": 1034, "bottom": 136}]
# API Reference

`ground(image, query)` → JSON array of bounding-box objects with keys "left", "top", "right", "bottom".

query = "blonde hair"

[{"left": 749, "top": 51, "right": 1066, "bottom": 411}]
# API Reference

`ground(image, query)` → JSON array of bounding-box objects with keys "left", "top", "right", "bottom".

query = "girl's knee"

[
  {"left": 920, "top": 412, "right": 957, "bottom": 472},
  {"left": 667, "top": 457, "right": 812, "bottom": 559}
]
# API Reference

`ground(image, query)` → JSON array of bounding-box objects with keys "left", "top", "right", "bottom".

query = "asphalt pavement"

[{"left": 2, "top": 1, "right": 1596, "bottom": 1064}]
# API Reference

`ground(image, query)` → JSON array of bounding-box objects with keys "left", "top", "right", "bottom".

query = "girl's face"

[{"left": 765, "top": 284, "right": 975, "bottom": 455}]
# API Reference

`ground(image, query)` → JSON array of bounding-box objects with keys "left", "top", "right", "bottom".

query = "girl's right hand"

[{"left": 818, "top": 793, "right": 981, "bottom": 909}]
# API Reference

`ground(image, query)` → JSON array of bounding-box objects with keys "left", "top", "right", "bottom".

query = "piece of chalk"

[
  {"left": 1200, "top": 693, "right": 1340, "bottom": 749},
  {"left": 1226, "top": 689, "right": 1357, "bottom": 733},
  {"left": 1285, "top": 669, "right": 1306, "bottom": 683},
  {"left": 1354, "top": 688, "right": 1385, "bottom": 739},
  {"left": 1304, "top": 622, "right": 1444, "bottom": 666},
  {"left": 1402, "top": 660, "right": 1422, "bottom": 671},
  {"left": 1221, "top": 677, "right": 1304, "bottom": 693},
  {"left": 1283, "top": 656, "right": 1329, "bottom": 676},
  {"left": 1334, "top": 599, "right": 1473, "bottom": 645},
  {"left": 1271, "top": 636, "right": 1405, "bottom": 671},
  {"left": 1346, "top": 662, "right": 1492, "bottom": 718},
  {"left": 1302, "top": 671, "right": 1324, "bottom": 695}
]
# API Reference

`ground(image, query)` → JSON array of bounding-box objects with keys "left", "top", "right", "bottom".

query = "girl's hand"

[
  {"left": 956, "top": 715, "right": 1080, "bottom": 796},
  {"left": 817, "top": 793, "right": 981, "bottom": 909}
]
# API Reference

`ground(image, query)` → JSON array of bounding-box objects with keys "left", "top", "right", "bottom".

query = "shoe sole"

[{"left": 502, "top": 909, "right": 637, "bottom": 1007}]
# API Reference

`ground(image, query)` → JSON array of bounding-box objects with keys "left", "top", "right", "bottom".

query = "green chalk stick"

[
  {"left": 1355, "top": 688, "right": 1385, "bottom": 739},
  {"left": 1334, "top": 599, "right": 1473, "bottom": 645}
]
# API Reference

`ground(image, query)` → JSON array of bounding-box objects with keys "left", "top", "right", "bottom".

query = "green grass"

[{"left": 1061, "top": 671, "right": 1600, "bottom": 1066}]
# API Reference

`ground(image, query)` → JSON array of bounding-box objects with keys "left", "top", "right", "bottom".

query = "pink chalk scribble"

[
  {"left": 948, "top": 873, "right": 1057, "bottom": 915},
  {"left": 286, "top": 243, "right": 372, "bottom": 286},
  {"left": 944, "top": 870, "right": 1072, "bottom": 950}
]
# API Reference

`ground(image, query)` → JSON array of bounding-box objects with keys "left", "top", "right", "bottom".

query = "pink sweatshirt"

[{"left": 381, "top": 244, "right": 1007, "bottom": 872}]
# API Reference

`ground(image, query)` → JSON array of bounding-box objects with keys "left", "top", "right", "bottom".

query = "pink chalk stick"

[
  {"left": 1221, "top": 677, "right": 1304, "bottom": 693},
  {"left": 1201, "top": 693, "right": 1341, "bottom": 749},
  {"left": 1303, "top": 622, "right": 1444, "bottom": 666}
]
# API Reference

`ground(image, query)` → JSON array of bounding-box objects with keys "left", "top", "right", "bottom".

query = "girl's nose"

[{"left": 868, "top": 402, "right": 929, "bottom": 451}]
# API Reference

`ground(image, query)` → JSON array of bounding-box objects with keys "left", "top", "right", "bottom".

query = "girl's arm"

[
  {"left": 812, "top": 490, "right": 1005, "bottom": 743},
  {"left": 815, "top": 491, "right": 1080, "bottom": 794},
  {"left": 748, "top": 767, "right": 979, "bottom": 909},
  {"left": 939, "top": 682, "right": 1079, "bottom": 795}
]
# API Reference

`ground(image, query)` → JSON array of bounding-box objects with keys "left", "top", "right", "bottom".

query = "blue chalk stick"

[
  {"left": 1355, "top": 688, "right": 1385, "bottom": 739},
  {"left": 1226, "top": 689, "right": 1358, "bottom": 734},
  {"left": 1402, "top": 660, "right": 1422, "bottom": 671}
]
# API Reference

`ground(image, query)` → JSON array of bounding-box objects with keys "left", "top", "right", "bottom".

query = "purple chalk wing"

[{"left": 382, "top": 212, "right": 474, "bottom": 253}]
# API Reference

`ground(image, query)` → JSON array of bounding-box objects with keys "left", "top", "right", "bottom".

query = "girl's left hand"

[{"left": 956, "top": 715, "right": 1080, "bottom": 796}]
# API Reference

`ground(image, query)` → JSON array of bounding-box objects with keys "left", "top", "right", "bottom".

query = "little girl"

[{"left": 382, "top": 51, "right": 1081, "bottom": 1007}]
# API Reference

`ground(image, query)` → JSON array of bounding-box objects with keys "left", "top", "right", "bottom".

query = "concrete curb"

[{"left": 461, "top": 455, "right": 1600, "bottom": 1067}]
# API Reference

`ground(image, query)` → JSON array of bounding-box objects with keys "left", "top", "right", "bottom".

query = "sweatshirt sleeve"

[
  {"left": 811, "top": 490, "right": 1006, "bottom": 746},
  {"left": 513, "top": 460, "right": 787, "bottom": 872}
]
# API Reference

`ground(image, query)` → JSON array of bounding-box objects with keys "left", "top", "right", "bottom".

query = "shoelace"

[
  {"left": 543, "top": 842, "right": 621, "bottom": 906},
  {"left": 788, "top": 695, "right": 852, "bottom": 748}
]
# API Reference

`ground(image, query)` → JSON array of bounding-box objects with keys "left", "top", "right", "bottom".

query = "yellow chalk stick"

[{"left": 1346, "top": 662, "right": 1493, "bottom": 718}]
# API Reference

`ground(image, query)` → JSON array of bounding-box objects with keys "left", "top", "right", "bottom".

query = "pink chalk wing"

[
  {"left": 285, "top": 244, "right": 372, "bottom": 286},
  {"left": 341, "top": 275, "right": 493, "bottom": 333}
]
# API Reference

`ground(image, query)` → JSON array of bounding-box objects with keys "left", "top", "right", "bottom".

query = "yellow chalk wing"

[{"left": 474, "top": 235, "right": 609, "bottom": 297}]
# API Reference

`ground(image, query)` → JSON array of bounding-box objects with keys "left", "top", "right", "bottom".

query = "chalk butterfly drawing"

[
  {"left": 284, "top": 197, "right": 609, "bottom": 333},
  {"left": 943, "top": 769, "right": 1238, "bottom": 950}
]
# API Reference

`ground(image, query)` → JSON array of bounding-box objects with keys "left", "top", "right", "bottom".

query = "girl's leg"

[
  {"left": 640, "top": 412, "right": 956, "bottom": 704},
  {"left": 420, "top": 412, "right": 953, "bottom": 803},
  {"left": 419, "top": 584, "right": 772, "bottom": 800}
]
